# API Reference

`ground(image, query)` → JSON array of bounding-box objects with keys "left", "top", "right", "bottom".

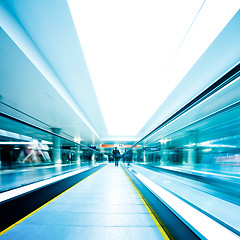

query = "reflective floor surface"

[{"left": 1, "top": 164, "right": 164, "bottom": 240}]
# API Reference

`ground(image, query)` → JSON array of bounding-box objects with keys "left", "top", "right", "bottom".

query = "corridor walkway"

[{"left": 1, "top": 164, "right": 166, "bottom": 240}]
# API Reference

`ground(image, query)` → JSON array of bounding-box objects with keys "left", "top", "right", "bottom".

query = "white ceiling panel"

[
  {"left": 0, "top": 0, "right": 239, "bottom": 147},
  {"left": 0, "top": 27, "right": 99, "bottom": 145}
]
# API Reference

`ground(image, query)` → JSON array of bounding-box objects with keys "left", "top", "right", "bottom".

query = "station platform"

[{"left": 0, "top": 164, "right": 167, "bottom": 240}]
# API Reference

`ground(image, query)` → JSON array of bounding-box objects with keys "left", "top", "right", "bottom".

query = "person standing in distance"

[{"left": 112, "top": 147, "right": 121, "bottom": 167}]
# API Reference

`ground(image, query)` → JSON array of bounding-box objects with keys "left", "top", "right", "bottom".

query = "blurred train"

[{"left": 131, "top": 63, "right": 240, "bottom": 175}]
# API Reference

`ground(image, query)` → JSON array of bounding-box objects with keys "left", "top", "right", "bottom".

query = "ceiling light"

[{"left": 67, "top": 0, "right": 239, "bottom": 136}]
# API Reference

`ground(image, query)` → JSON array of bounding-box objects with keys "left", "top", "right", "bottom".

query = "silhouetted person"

[
  {"left": 126, "top": 149, "right": 133, "bottom": 166},
  {"left": 1, "top": 145, "right": 14, "bottom": 169},
  {"left": 112, "top": 147, "right": 121, "bottom": 167},
  {"left": 122, "top": 149, "right": 127, "bottom": 163}
]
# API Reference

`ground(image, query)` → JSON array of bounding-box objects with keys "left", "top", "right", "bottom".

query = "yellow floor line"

[
  {"left": 121, "top": 165, "right": 170, "bottom": 240},
  {"left": 0, "top": 165, "right": 106, "bottom": 236}
]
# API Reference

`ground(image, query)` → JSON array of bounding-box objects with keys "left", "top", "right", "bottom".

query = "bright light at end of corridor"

[
  {"left": 74, "top": 137, "right": 82, "bottom": 144},
  {"left": 67, "top": 0, "right": 239, "bottom": 136}
]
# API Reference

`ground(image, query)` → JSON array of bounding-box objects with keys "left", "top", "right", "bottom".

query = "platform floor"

[{"left": 1, "top": 164, "right": 165, "bottom": 240}]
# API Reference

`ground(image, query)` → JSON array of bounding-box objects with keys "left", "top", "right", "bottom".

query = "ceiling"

[{"left": 0, "top": 0, "right": 239, "bottom": 148}]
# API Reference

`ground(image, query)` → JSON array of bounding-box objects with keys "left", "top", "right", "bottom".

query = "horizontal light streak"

[
  {"left": 0, "top": 166, "right": 90, "bottom": 203},
  {"left": 134, "top": 171, "right": 239, "bottom": 239}
]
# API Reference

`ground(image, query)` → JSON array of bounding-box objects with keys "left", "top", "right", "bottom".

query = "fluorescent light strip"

[
  {"left": 0, "top": 141, "right": 38, "bottom": 145},
  {"left": 0, "top": 130, "right": 32, "bottom": 141},
  {"left": 68, "top": 0, "right": 239, "bottom": 136},
  {"left": 67, "top": 0, "right": 205, "bottom": 136},
  {"left": 160, "top": 166, "right": 240, "bottom": 180},
  {"left": 0, "top": 166, "right": 90, "bottom": 203},
  {"left": 133, "top": 171, "right": 239, "bottom": 240}
]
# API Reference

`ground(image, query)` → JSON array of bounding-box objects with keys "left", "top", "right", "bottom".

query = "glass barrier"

[
  {"left": 128, "top": 70, "right": 240, "bottom": 178},
  {"left": 0, "top": 114, "right": 106, "bottom": 192},
  {"left": 131, "top": 102, "right": 240, "bottom": 176}
]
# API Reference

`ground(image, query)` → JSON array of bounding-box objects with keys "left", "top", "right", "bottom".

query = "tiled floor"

[{"left": 1, "top": 164, "right": 164, "bottom": 240}]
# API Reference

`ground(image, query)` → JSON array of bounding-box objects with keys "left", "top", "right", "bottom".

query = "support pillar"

[
  {"left": 52, "top": 128, "right": 61, "bottom": 164},
  {"left": 75, "top": 145, "right": 81, "bottom": 162},
  {"left": 143, "top": 149, "right": 146, "bottom": 163},
  {"left": 160, "top": 142, "right": 168, "bottom": 165},
  {"left": 91, "top": 153, "right": 95, "bottom": 165},
  {"left": 186, "top": 131, "right": 198, "bottom": 166},
  {"left": 187, "top": 147, "right": 197, "bottom": 165}
]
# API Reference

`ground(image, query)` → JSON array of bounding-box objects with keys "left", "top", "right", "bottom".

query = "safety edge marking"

[
  {"left": 121, "top": 165, "right": 170, "bottom": 240},
  {"left": 0, "top": 165, "right": 106, "bottom": 236}
]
